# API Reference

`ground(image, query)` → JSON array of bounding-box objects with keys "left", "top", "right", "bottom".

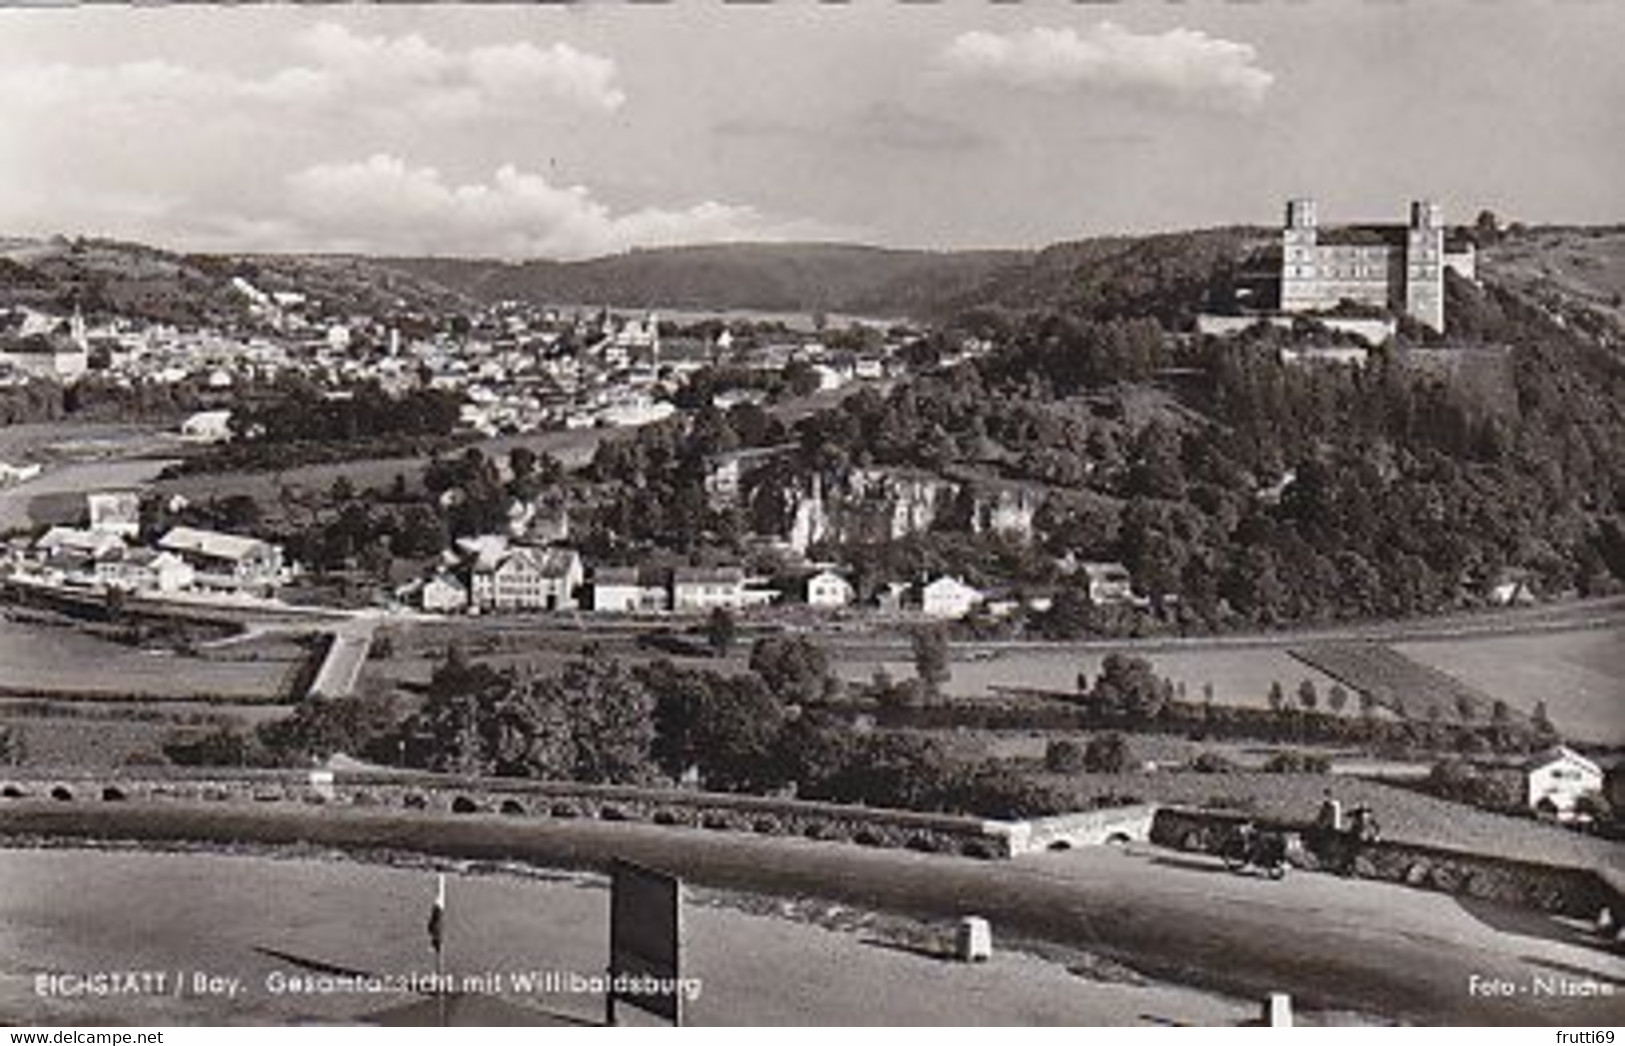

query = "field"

[
  {"left": 1398, "top": 628, "right": 1625, "bottom": 743},
  {"left": 0, "top": 616, "right": 296, "bottom": 701},
  {"left": 1288, "top": 642, "right": 1499, "bottom": 722},
  {"left": 834, "top": 643, "right": 1344, "bottom": 710}
]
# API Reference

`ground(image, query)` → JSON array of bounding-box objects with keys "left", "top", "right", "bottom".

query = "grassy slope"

[{"left": 1480, "top": 226, "right": 1625, "bottom": 330}]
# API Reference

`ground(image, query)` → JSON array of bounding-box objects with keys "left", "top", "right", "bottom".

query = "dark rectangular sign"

[{"left": 608, "top": 859, "right": 683, "bottom": 1024}]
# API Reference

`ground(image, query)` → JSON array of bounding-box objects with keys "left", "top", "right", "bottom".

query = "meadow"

[
  {"left": 0, "top": 616, "right": 294, "bottom": 701},
  {"left": 1399, "top": 627, "right": 1625, "bottom": 743}
]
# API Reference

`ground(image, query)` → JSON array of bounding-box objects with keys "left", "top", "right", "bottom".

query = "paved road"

[
  {"left": 0, "top": 846, "right": 1257, "bottom": 1027},
  {"left": 3, "top": 803, "right": 1618, "bottom": 1025}
]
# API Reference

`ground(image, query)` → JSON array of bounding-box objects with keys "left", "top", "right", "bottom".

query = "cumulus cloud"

[
  {"left": 940, "top": 22, "right": 1273, "bottom": 111},
  {"left": 293, "top": 23, "right": 626, "bottom": 116},
  {"left": 282, "top": 154, "right": 827, "bottom": 259},
  {"left": 0, "top": 22, "right": 624, "bottom": 125}
]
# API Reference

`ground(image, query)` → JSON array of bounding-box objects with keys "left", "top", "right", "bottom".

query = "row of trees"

[{"left": 168, "top": 636, "right": 1062, "bottom": 820}]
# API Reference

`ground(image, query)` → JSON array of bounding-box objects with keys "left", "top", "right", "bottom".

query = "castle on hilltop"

[{"left": 1277, "top": 198, "right": 1476, "bottom": 333}]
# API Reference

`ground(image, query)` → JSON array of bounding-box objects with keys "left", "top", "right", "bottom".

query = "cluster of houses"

[
  {"left": 400, "top": 526, "right": 1149, "bottom": 624},
  {"left": 2, "top": 259, "right": 916, "bottom": 446},
  {"left": 404, "top": 548, "right": 856, "bottom": 618},
  {"left": 6, "top": 492, "right": 287, "bottom": 600}
]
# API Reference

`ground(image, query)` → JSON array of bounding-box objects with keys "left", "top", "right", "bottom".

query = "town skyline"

[{"left": 1, "top": 1, "right": 1621, "bottom": 261}]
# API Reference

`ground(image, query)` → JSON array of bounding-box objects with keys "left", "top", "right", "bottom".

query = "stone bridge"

[{"left": 0, "top": 768, "right": 1153, "bottom": 861}]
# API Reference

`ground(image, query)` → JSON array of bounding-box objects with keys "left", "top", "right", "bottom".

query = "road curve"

[{"left": 3, "top": 802, "right": 1619, "bottom": 1025}]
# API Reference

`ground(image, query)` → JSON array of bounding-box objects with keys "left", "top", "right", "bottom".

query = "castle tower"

[
  {"left": 1280, "top": 198, "right": 1319, "bottom": 312},
  {"left": 1286, "top": 198, "right": 1318, "bottom": 233},
  {"left": 1403, "top": 199, "right": 1445, "bottom": 332}
]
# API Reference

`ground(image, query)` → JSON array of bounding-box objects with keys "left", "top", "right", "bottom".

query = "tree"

[
  {"left": 545, "top": 659, "right": 657, "bottom": 784},
  {"left": 648, "top": 665, "right": 785, "bottom": 792},
  {"left": 1327, "top": 684, "right": 1349, "bottom": 716},
  {"left": 1297, "top": 679, "right": 1319, "bottom": 714},
  {"left": 911, "top": 624, "right": 951, "bottom": 699},
  {"left": 706, "top": 607, "right": 738, "bottom": 658},
  {"left": 258, "top": 690, "right": 401, "bottom": 766},
  {"left": 1530, "top": 700, "right": 1559, "bottom": 746},
  {"left": 1083, "top": 732, "right": 1130, "bottom": 773},
  {"left": 411, "top": 645, "right": 513, "bottom": 776},
  {"left": 0, "top": 722, "right": 26, "bottom": 766},
  {"left": 748, "top": 636, "right": 834, "bottom": 705},
  {"left": 1267, "top": 681, "right": 1286, "bottom": 716},
  {"left": 510, "top": 445, "right": 538, "bottom": 482},
  {"left": 1090, "top": 653, "right": 1168, "bottom": 722}
]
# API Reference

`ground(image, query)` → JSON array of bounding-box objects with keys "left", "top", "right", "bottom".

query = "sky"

[{"left": 0, "top": 2, "right": 1620, "bottom": 261}]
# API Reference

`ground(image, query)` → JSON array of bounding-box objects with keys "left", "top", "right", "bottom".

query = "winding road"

[{"left": 2, "top": 802, "right": 1619, "bottom": 1025}]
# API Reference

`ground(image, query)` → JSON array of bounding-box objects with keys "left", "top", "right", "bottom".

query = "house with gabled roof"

[{"left": 470, "top": 545, "right": 583, "bottom": 613}]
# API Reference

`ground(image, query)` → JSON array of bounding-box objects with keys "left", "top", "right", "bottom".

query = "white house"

[
  {"left": 421, "top": 574, "right": 470, "bottom": 614},
  {"left": 1525, "top": 746, "right": 1604, "bottom": 821},
  {"left": 804, "top": 569, "right": 854, "bottom": 609},
  {"left": 470, "top": 547, "right": 583, "bottom": 613},
  {"left": 590, "top": 567, "right": 644, "bottom": 613},
  {"left": 671, "top": 566, "right": 747, "bottom": 613},
  {"left": 179, "top": 410, "right": 233, "bottom": 443},
  {"left": 1081, "top": 561, "right": 1145, "bottom": 607},
  {"left": 920, "top": 575, "right": 983, "bottom": 620},
  {"left": 589, "top": 566, "right": 669, "bottom": 614},
  {"left": 95, "top": 548, "right": 194, "bottom": 594},
  {"left": 36, "top": 526, "right": 125, "bottom": 564}
]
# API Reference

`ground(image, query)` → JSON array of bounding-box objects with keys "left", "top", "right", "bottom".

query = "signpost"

[{"left": 607, "top": 859, "right": 684, "bottom": 1026}]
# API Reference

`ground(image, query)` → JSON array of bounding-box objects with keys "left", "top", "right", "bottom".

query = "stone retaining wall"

[{"left": 1151, "top": 806, "right": 1618, "bottom": 918}]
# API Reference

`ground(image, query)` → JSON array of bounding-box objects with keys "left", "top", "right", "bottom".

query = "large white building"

[
  {"left": 470, "top": 546, "right": 583, "bottom": 613},
  {"left": 157, "top": 526, "right": 285, "bottom": 593},
  {"left": 1278, "top": 199, "right": 1476, "bottom": 333}
]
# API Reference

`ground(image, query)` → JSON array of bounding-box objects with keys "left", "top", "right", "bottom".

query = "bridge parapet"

[{"left": 0, "top": 768, "right": 1023, "bottom": 859}]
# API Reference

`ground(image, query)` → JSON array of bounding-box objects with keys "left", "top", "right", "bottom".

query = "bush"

[
  {"left": 1262, "top": 750, "right": 1331, "bottom": 773},
  {"left": 1083, "top": 732, "right": 1130, "bottom": 773},
  {"left": 1189, "top": 751, "right": 1236, "bottom": 774},
  {"left": 1044, "top": 739, "right": 1086, "bottom": 774}
]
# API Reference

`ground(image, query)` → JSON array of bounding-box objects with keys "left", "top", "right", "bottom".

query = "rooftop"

[{"left": 158, "top": 526, "right": 272, "bottom": 562}]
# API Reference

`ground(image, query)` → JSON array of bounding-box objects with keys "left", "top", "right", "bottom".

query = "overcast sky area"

[{"left": 1, "top": 2, "right": 1620, "bottom": 261}]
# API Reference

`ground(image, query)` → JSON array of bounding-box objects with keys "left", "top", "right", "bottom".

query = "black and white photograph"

[{"left": 0, "top": 0, "right": 1621, "bottom": 1031}]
